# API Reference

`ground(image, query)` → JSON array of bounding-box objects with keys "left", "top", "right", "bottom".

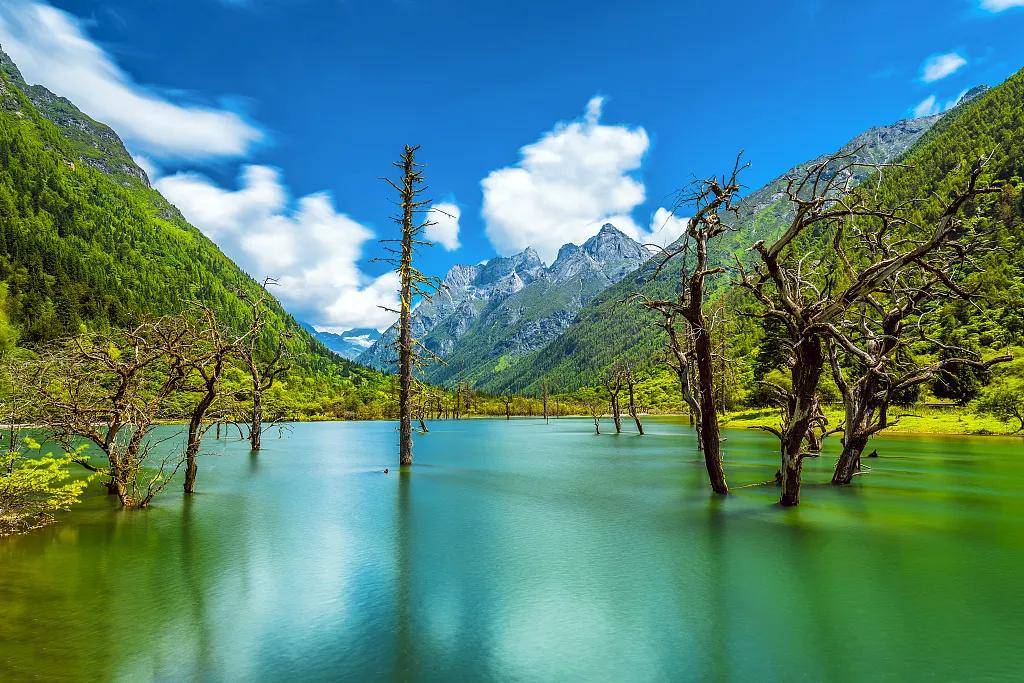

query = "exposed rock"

[{"left": 358, "top": 222, "right": 651, "bottom": 380}]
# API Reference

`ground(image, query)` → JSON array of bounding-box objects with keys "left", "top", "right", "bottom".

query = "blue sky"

[{"left": 1, "top": 0, "right": 1022, "bottom": 331}]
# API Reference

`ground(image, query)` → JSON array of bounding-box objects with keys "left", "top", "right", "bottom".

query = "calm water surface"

[{"left": 1, "top": 418, "right": 1022, "bottom": 681}]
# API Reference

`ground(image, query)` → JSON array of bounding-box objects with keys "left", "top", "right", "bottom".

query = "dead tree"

[
  {"left": 642, "top": 303, "right": 702, "bottom": 441},
  {"left": 171, "top": 305, "right": 252, "bottom": 494},
  {"left": 414, "top": 381, "right": 430, "bottom": 433},
  {"left": 581, "top": 390, "right": 605, "bottom": 434},
  {"left": 623, "top": 364, "right": 645, "bottom": 435},
  {"left": 826, "top": 271, "right": 1011, "bottom": 484},
  {"left": 29, "top": 319, "right": 190, "bottom": 508},
  {"left": 604, "top": 365, "right": 625, "bottom": 433},
  {"left": 738, "top": 153, "right": 998, "bottom": 505},
  {"left": 638, "top": 156, "right": 746, "bottom": 494},
  {"left": 236, "top": 281, "right": 291, "bottom": 453},
  {"left": 379, "top": 146, "right": 444, "bottom": 467},
  {"left": 502, "top": 394, "right": 512, "bottom": 420}
]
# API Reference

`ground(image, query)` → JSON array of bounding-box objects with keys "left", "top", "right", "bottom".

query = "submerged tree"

[
  {"left": 623, "top": 362, "right": 645, "bottom": 435},
  {"left": 738, "top": 152, "right": 999, "bottom": 505},
  {"left": 603, "top": 366, "right": 624, "bottom": 434},
  {"left": 826, "top": 268, "right": 1011, "bottom": 484},
  {"left": 578, "top": 388, "right": 605, "bottom": 435},
  {"left": 174, "top": 305, "right": 249, "bottom": 494},
  {"left": 379, "top": 145, "right": 443, "bottom": 467},
  {"left": 639, "top": 156, "right": 746, "bottom": 494},
  {"left": 29, "top": 319, "right": 191, "bottom": 508},
  {"left": 237, "top": 282, "right": 291, "bottom": 453}
]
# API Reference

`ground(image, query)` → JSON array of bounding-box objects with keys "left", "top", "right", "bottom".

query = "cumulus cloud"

[
  {"left": 156, "top": 166, "right": 400, "bottom": 331},
  {"left": 0, "top": 0, "right": 262, "bottom": 160},
  {"left": 980, "top": 0, "right": 1024, "bottom": 10},
  {"left": 426, "top": 203, "right": 461, "bottom": 251},
  {"left": 921, "top": 52, "right": 967, "bottom": 83},
  {"left": 482, "top": 96, "right": 656, "bottom": 263}
]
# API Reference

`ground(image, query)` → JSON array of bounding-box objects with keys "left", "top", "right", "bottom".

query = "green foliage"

[
  {"left": 0, "top": 58, "right": 404, "bottom": 420},
  {"left": 974, "top": 349, "right": 1024, "bottom": 432},
  {"left": 0, "top": 437, "right": 90, "bottom": 535}
]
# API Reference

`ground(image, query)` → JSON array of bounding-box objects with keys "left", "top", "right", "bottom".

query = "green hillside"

[
  {"left": 492, "top": 77, "right": 1023, "bottom": 397},
  {"left": 0, "top": 47, "right": 394, "bottom": 419}
]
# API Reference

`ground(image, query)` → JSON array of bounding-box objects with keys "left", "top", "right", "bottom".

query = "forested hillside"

[
  {"left": 0, "top": 46, "right": 397, "bottom": 419},
  {"left": 490, "top": 80, "right": 1022, "bottom": 398}
]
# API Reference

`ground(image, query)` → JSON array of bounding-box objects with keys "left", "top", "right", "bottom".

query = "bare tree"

[
  {"left": 641, "top": 302, "right": 701, "bottom": 440},
  {"left": 170, "top": 305, "right": 252, "bottom": 494},
  {"left": 623, "top": 362, "right": 645, "bottom": 435},
  {"left": 29, "top": 319, "right": 190, "bottom": 508},
  {"left": 414, "top": 380, "right": 430, "bottom": 433},
  {"left": 738, "top": 153, "right": 998, "bottom": 505},
  {"left": 638, "top": 156, "right": 746, "bottom": 494},
  {"left": 502, "top": 394, "right": 512, "bottom": 420},
  {"left": 579, "top": 389, "right": 605, "bottom": 435},
  {"left": 236, "top": 281, "right": 291, "bottom": 453},
  {"left": 378, "top": 145, "right": 443, "bottom": 466},
  {"left": 603, "top": 365, "right": 624, "bottom": 434},
  {"left": 826, "top": 273, "right": 1010, "bottom": 484}
]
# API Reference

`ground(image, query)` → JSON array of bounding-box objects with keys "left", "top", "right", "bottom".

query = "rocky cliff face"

[{"left": 357, "top": 223, "right": 650, "bottom": 377}]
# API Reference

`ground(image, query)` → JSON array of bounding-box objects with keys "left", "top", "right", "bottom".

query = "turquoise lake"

[{"left": 1, "top": 418, "right": 1022, "bottom": 681}]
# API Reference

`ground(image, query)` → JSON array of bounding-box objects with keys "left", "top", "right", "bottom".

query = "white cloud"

[
  {"left": 341, "top": 333, "right": 376, "bottom": 349},
  {"left": 426, "top": 203, "right": 461, "bottom": 251},
  {"left": 980, "top": 0, "right": 1024, "bottom": 10},
  {"left": 0, "top": 0, "right": 262, "bottom": 160},
  {"left": 912, "top": 89, "right": 969, "bottom": 118},
  {"left": 482, "top": 96, "right": 654, "bottom": 263},
  {"left": 156, "top": 166, "right": 400, "bottom": 331},
  {"left": 645, "top": 208, "right": 690, "bottom": 249},
  {"left": 921, "top": 52, "right": 967, "bottom": 83},
  {"left": 913, "top": 95, "right": 940, "bottom": 117}
]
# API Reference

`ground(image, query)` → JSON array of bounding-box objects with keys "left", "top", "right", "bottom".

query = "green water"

[{"left": 1, "top": 418, "right": 1022, "bottom": 681}]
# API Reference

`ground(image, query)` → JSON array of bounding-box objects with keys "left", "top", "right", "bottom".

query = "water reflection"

[{"left": 1, "top": 419, "right": 1022, "bottom": 680}]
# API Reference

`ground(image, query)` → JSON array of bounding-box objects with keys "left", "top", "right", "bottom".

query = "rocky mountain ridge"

[{"left": 358, "top": 223, "right": 651, "bottom": 379}]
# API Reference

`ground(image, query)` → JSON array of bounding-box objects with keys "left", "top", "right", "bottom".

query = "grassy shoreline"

[{"left": 719, "top": 406, "right": 1021, "bottom": 437}]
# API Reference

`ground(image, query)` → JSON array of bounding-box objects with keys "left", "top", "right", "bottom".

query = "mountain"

[
  {"left": 359, "top": 223, "right": 651, "bottom": 384},
  {"left": 0, "top": 49, "right": 150, "bottom": 187},
  {"left": 299, "top": 322, "right": 382, "bottom": 360},
  {"left": 484, "top": 89, "right": 996, "bottom": 394},
  {"left": 0, "top": 46, "right": 389, "bottom": 417}
]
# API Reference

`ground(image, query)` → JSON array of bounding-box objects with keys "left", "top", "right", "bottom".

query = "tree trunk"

[
  {"left": 610, "top": 393, "right": 622, "bottom": 434},
  {"left": 185, "top": 387, "right": 216, "bottom": 494},
  {"left": 832, "top": 433, "right": 868, "bottom": 485},
  {"left": 693, "top": 324, "right": 728, "bottom": 494},
  {"left": 628, "top": 384, "right": 644, "bottom": 435},
  {"left": 677, "top": 368, "right": 702, "bottom": 448},
  {"left": 779, "top": 336, "right": 824, "bottom": 506},
  {"left": 250, "top": 389, "right": 262, "bottom": 452},
  {"left": 184, "top": 428, "right": 200, "bottom": 494},
  {"left": 396, "top": 152, "right": 416, "bottom": 468}
]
